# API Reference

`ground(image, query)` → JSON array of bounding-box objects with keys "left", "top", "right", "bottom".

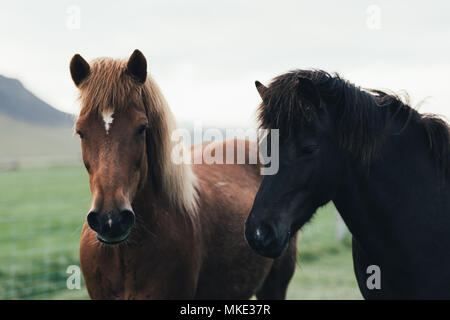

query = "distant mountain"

[
  {"left": 0, "top": 75, "right": 79, "bottom": 168},
  {"left": 0, "top": 75, "right": 74, "bottom": 127}
]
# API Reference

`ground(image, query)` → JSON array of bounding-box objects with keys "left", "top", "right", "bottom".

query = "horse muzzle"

[
  {"left": 244, "top": 221, "right": 289, "bottom": 259},
  {"left": 87, "top": 209, "right": 135, "bottom": 245}
]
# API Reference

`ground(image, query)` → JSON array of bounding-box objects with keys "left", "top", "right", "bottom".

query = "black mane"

[{"left": 258, "top": 69, "right": 450, "bottom": 177}]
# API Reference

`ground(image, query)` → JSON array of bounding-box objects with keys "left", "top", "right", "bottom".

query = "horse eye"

[
  {"left": 301, "top": 145, "right": 319, "bottom": 154},
  {"left": 137, "top": 124, "right": 148, "bottom": 135},
  {"left": 76, "top": 130, "right": 85, "bottom": 139}
]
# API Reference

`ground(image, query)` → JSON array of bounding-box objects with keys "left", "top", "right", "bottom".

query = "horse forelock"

[
  {"left": 77, "top": 57, "right": 199, "bottom": 216},
  {"left": 257, "top": 71, "right": 321, "bottom": 140}
]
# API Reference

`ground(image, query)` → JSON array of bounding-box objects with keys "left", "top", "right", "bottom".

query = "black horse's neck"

[
  {"left": 331, "top": 103, "right": 450, "bottom": 297},
  {"left": 332, "top": 89, "right": 444, "bottom": 246}
]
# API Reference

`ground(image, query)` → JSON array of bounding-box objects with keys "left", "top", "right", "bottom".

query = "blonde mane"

[{"left": 77, "top": 57, "right": 198, "bottom": 215}]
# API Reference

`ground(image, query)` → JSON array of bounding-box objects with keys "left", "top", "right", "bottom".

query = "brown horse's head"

[
  {"left": 71, "top": 50, "right": 197, "bottom": 245},
  {"left": 71, "top": 50, "right": 150, "bottom": 244}
]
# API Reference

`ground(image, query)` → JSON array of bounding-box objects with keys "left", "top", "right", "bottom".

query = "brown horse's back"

[{"left": 191, "top": 139, "right": 297, "bottom": 299}]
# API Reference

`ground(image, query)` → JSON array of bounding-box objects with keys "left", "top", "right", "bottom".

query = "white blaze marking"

[{"left": 102, "top": 111, "right": 114, "bottom": 134}]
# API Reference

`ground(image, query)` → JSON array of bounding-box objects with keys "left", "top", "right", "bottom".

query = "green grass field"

[{"left": 0, "top": 166, "right": 361, "bottom": 300}]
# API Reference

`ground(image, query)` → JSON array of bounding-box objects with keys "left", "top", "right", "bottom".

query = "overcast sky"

[{"left": 0, "top": 0, "right": 449, "bottom": 127}]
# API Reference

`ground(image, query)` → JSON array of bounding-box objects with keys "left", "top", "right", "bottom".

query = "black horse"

[{"left": 245, "top": 70, "right": 450, "bottom": 299}]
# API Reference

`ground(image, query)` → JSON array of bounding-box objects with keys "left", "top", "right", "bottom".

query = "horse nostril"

[
  {"left": 253, "top": 224, "right": 276, "bottom": 248},
  {"left": 87, "top": 211, "right": 101, "bottom": 233},
  {"left": 119, "top": 210, "right": 135, "bottom": 231}
]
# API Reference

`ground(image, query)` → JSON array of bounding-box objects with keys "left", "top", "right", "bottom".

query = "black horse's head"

[{"left": 245, "top": 72, "right": 346, "bottom": 258}]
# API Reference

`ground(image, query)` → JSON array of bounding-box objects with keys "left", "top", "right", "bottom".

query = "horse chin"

[
  {"left": 96, "top": 231, "right": 131, "bottom": 245},
  {"left": 250, "top": 233, "right": 290, "bottom": 259}
]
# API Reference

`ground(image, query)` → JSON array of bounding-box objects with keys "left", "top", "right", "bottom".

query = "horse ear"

[
  {"left": 70, "top": 54, "right": 90, "bottom": 87},
  {"left": 297, "top": 77, "right": 321, "bottom": 108},
  {"left": 126, "top": 49, "right": 147, "bottom": 83},
  {"left": 255, "top": 81, "right": 267, "bottom": 99}
]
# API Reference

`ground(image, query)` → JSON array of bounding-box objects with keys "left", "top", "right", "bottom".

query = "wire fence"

[
  {"left": 0, "top": 164, "right": 90, "bottom": 300},
  {"left": 0, "top": 213, "right": 87, "bottom": 299},
  {"left": 0, "top": 164, "right": 351, "bottom": 300},
  {"left": 0, "top": 212, "right": 349, "bottom": 300}
]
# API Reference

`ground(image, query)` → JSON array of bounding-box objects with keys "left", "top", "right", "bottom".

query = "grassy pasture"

[{"left": 0, "top": 166, "right": 361, "bottom": 299}]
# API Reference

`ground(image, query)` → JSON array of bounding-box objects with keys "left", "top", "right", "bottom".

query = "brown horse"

[{"left": 70, "top": 50, "right": 297, "bottom": 299}]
